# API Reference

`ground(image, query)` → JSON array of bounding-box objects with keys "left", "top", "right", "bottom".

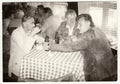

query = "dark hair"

[
  {"left": 44, "top": 7, "right": 53, "bottom": 16},
  {"left": 21, "top": 2, "right": 27, "bottom": 6},
  {"left": 77, "top": 14, "right": 95, "bottom": 27},
  {"left": 26, "top": 6, "right": 36, "bottom": 17},
  {"left": 37, "top": 5, "right": 44, "bottom": 10},
  {"left": 22, "top": 15, "right": 33, "bottom": 23}
]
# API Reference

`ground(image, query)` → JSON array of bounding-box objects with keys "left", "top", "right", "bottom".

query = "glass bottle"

[
  {"left": 55, "top": 32, "right": 59, "bottom": 44},
  {"left": 45, "top": 35, "right": 49, "bottom": 42}
]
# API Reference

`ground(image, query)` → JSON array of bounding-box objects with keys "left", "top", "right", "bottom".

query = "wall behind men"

[
  {"left": 78, "top": 1, "right": 117, "bottom": 38},
  {"left": 27, "top": 2, "right": 67, "bottom": 17}
]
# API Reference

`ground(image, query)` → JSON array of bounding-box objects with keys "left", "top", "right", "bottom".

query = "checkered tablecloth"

[{"left": 19, "top": 49, "right": 85, "bottom": 81}]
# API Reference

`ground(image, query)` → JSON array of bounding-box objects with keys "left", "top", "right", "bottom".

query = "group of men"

[{"left": 7, "top": 3, "right": 117, "bottom": 81}]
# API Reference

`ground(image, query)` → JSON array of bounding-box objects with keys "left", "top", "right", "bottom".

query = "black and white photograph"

[{"left": 2, "top": 0, "right": 118, "bottom": 82}]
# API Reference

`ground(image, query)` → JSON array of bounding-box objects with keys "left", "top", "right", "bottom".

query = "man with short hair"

[
  {"left": 8, "top": 15, "right": 44, "bottom": 78},
  {"left": 56, "top": 9, "right": 77, "bottom": 41},
  {"left": 47, "top": 14, "right": 117, "bottom": 81}
]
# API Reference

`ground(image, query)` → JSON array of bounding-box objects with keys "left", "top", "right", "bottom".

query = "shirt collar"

[{"left": 66, "top": 22, "right": 76, "bottom": 30}]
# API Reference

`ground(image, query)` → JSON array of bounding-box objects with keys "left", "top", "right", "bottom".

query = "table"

[{"left": 19, "top": 49, "right": 85, "bottom": 81}]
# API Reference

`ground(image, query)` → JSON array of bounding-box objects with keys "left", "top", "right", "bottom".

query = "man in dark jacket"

[{"left": 47, "top": 14, "right": 117, "bottom": 81}]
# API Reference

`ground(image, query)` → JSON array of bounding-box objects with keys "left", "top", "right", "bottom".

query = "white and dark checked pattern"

[{"left": 19, "top": 49, "right": 85, "bottom": 81}]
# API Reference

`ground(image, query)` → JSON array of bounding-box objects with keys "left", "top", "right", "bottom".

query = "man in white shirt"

[{"left": 8, "top": 15, "right": 44, "bottom": 78}]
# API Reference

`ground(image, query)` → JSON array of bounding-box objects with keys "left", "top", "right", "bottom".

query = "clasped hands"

[{"left": 28, "top": 27, "right": 44, "bottom": 44}]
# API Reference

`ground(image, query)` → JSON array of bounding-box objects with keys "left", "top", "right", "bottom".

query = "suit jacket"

[
  {"left": 50, "top": 27, "right": 117, "bottom": 80},
  {"left": 9, "top": 26, "right": 35, "bottom": 77}
]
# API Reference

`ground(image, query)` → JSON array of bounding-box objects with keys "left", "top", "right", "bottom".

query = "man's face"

[
  {"left": 38, "top": 8, "right": 44, "bottom": 15},
  {"left": 25, "top": 18, "right": 35, "bottom": 31},
  {"left": 22, "top": 3, "right": 27, "bottom": 8},
  {"left": 66, "top": 14, "right": 76, "bottom": 23},
  {"left": 29, "top": 9, "right": 36, "bottom": 17},
  {"left": 78, "top": 17, "right": 87, "bottom": 28},
  {"left": 78, "top": 17, "right": 90, "bottom": 33}
]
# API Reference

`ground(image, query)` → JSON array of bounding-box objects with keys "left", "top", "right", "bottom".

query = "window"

[
  {"left": 107, "top": 9, "right": 117, "bottom": 37},
  {"left": 89, "top": 7, "right": 103, "bottom": 28}
]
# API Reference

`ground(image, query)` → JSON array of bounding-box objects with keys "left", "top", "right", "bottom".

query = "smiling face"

[
  {"left": 66, "top": 14, "right": 76, "bottom": 23},
  {"left": 65, "top": 9, "right": 76, "bottom": 24}
]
